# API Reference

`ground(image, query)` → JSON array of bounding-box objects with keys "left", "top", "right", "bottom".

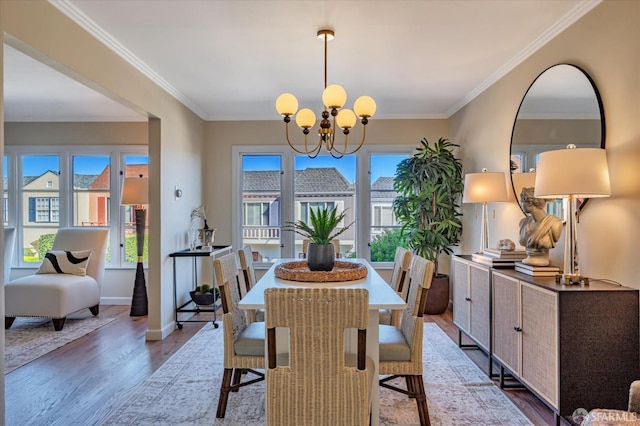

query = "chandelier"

[{"left": 275, "top": 29, "right": 376, "bottom": 159}]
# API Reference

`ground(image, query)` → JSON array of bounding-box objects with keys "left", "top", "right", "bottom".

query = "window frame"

[
  {"left": 232, "top": 145, "right": 415, "bottom": 267},
  {"left": 4, "top": 145, "right": 148, "bottom": 269}
]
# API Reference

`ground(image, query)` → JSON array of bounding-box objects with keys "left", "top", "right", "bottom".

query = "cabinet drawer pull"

[
  {"left": 513, "top": 326, "right": 522, "bottom": 332},
  {"left": 465, "top": 297, "right": 471, "bottom": 301}
]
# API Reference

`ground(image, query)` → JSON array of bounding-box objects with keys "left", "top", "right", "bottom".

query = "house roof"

[
  {"left": 243, "top": 167, "right": 353, "bottom": 194},
  {"left": 371, "top": 177, "right": 399, "bottom": 199}
]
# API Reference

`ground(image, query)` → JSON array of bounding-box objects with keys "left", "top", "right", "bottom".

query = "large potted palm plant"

[
  {"left": 284, "top": 206, "right": 353, "bottom": 271},
  {"left": 393, "top": 137, "right": 464, "bottom": 314}
]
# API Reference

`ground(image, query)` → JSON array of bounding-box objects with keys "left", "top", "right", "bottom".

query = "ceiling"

[{"left": 3, "top": 0, "right": 601, "bottom": 122}]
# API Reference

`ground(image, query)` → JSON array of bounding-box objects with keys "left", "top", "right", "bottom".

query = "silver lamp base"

[{"left": 556, "top": 273, "right": 589, "bottom": 286}]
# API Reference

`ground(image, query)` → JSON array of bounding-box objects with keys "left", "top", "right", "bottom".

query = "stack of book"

[
  {"left": 471, "top": 253, "right": 517, "bottom": 268},
  {"left": 482, "top": 248, "right": 527, "bottom": 261},
  {"left": 514, "top": 262, "right": 561, "bottom": 277}
]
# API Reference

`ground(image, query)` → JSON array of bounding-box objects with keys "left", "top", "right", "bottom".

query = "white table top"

[{"left": 239, "top": 258, "right": 406, "bottom": 310}]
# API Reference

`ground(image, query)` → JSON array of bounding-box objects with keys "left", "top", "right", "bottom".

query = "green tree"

[
  {"left": 370, "top": 228, "right": 408, "bottom": 262},
  {"left": 125, "top": 234, "right": 149, "bottom": 263},
  {"left": 36, "top": 233, "right": 56, "bottom": 260}
]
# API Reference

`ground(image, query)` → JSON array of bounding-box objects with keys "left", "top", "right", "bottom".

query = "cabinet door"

[
  {"left": 469, "top": 263, "right": 490, "bottom": 351},
  {"left": 520, "top": 283, "right": 559, "bottom": 409},
  {"left": 452, "top": 258, "right": 470, "bottom": 333},
  {"left": 492, "top": 272, "right": 520, "bottom": 375}
]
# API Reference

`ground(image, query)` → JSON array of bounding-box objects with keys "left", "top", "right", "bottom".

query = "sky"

[
  {"left": 242, "top": 154, "right": 408, "bottom": 183},
  {"left": 10, "top": 155, "right": 149, "bottom": 177}
]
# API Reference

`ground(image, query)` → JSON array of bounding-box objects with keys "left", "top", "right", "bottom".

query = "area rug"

[
  {"left": 5, "top": 316, "right": 116, "bottom": 374},
  {"left": 102, "top": 322, "right": 531, "bottom": 425}
]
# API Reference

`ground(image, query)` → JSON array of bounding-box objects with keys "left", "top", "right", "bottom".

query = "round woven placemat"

[{"left": 274, "top": 260, "right": 368, "bottom": 282}]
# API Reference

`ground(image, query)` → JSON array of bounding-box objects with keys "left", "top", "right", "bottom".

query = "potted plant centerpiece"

[
  {"left": 284, "top": 206, "right": 353, "bottom": 271},
  {"left": 393, "top": 137, "right": 464, "bottom": 314}
]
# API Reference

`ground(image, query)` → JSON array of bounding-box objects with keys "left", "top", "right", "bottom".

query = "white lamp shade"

[
  {"left": 121, "top": 176, "right": 149, "bottom": 205},
  {"left": 295, "top": 108, "right": 316, "bottom": 129},
  {"left": 509, "top": 172, "right": 537, "bottom": 202},
  {"left": 276, "top": 93, "right": 298, "bottom": 116},
  {"left": 535, "top": 147, "right": 611, "bottom": 198},
  {"left": 336, "top": 108, "right": 356, "bottom": 129},
  {"left": 322, "top": 84, "right": 347, "bottom": 109},
  {"left": 463, "top": 171, "right": 509, "bottom": 203},
  {"left": 354, "top": 95, "right": 376, "bottom": 118}
]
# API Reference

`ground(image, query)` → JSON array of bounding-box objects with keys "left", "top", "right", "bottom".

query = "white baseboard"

[
  {"left": 146, "top": 321, "right": 176, "bottom": 341},
  {"left": 100, "top": 296, "right": 131, "bottom": 305}
]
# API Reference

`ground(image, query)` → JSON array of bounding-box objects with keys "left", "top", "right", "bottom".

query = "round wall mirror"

[{"left": 510, "top": 64, "right": 605, "bottom": 216}]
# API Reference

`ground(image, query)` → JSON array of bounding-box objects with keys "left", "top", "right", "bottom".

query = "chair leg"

[
  {"left": 89, "top": 304, "right": 100, "bottom": 316},
  {"left": 413, "top": 375, "right": 431, "bottom": 426},
  {"left": 406, "top": 375, "right": 415, "bottom": 398},
  {"left": 231, "top": 368, "right": 243, "bottom": 392},
  {"left": 5, "top": 317, "right": 16, "bottom": 329},
  {"left": 52, "top": 317, "right": 66, "bottom": 331},
  {"left": 216, "top": 368, "right": 233, "bottom": 418}
]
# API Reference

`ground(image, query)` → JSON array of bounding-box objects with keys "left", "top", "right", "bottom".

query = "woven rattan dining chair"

[
  {"left": 214, "top": 253, "right": 265, "bottom": 419},
  {"left": 379, "top": 254, "right": 434, "bottom": 426},
  {"left": 379, "top": 246, "right": 412, "bottom": 326},
  {"left": 237, "top": 245, "right": 264, "bottom": 322},
  {"left": 265, "top": 287, "right": 373, "bottom": 426}
]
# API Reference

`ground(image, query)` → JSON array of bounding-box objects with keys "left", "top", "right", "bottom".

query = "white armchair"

[{"left": 5, "top": 228, "right": 109, "bottom": 331}]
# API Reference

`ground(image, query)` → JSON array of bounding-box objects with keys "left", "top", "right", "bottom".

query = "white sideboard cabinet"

[{"left": 452, "top": 255, "right": 492, "bottom": 373}]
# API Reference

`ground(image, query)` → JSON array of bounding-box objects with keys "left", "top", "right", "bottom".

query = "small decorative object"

[
  {"left": 190, "top": 205, "right": 217, "bottom": 248},
  {"left": 518, "top": 187, "right": 563, "bottom": 266},
  {"left": 199, "top": 220, "right": 216, "bottom": 247},
  {"left": 275, "top": 260, "right": 367, "bottom": 282},
  {"left": 283, "top": 206, "right": 354, "bottom": 271},
  {"left": 190, "top": 284, "right": 216, "bottom": 306},
  {"left": 498, "top": 239, "right": 516, "bottom": 251}
]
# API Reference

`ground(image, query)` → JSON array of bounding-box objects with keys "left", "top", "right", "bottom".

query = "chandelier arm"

[
  {"left": 330, "top": 125, "right": 367, "bottom": 156},
  {"left": 284, "top": 122, "right": 323, "bottom": 155}
]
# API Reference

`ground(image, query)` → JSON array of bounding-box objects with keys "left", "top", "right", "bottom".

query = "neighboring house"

[
  {"left": 242, "top": 167, "right": 358, "bottom": 260},
  {"left": 16, "top": 164, "right": 148, "bottom": 259},
  {"left": 370, "top": 177, "right": 401, "bottom": 237}
]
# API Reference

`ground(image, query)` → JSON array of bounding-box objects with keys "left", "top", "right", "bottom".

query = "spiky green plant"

[{"left": 284, "top": 207, "right": 353, "bottom": 245}]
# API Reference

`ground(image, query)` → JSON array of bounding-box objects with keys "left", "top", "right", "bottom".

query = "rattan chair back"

[{"left": 265, "top": 287, "right": 371, "bottom": 426}]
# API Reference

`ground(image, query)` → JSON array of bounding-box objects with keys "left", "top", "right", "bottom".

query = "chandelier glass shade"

[{"left": 275, "top": 29, "right": 376, "bottom": 159}]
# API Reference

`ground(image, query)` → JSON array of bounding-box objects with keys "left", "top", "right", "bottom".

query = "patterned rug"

[
  {"left": 5, "top": 315, "right": 116, "bottom": 374},
  {"left": 102, "top": 322, "right": 531, "bottom": 425}
]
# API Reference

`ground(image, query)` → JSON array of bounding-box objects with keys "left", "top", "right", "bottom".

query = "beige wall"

[
  {"left": 450, "top": 0, "right": 640, "bottom": 288},
  {"left": 1, "top": 0, "right": 207, "bottom": 351},
  {"left": 5, "top": 121, "right": 148, "bottom": 146}
]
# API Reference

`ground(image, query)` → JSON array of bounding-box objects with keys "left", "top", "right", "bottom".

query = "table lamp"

[
  {"left": 462, "top": 169, "right": 509, "bottom": 253},
  {"left": 534, "top": 145, "right": 610, "bottom": 285},
  {"left": 121, "top": 175, "right": 149, "bottom": 316}
]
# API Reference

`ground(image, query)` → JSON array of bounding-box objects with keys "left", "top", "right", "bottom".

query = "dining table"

[{"left": 238, "top": 258, "right": 406, "bottom": 426}]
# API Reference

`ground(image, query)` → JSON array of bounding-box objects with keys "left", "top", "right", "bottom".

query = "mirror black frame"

[{"left": 509, "top": 63, "right": 606, "bottom": 214}]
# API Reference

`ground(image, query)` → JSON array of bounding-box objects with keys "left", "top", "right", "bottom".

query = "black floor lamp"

[{"left": 121, "top": 175, "right": 149, "bottom": 316}]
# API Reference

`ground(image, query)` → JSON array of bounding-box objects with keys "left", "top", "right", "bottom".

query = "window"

[
  {"left": 31, "top": 197, "right": 59, "bottom": 222},
  {"left": 123, "top": 155, "right": 150, "bottom": 264},
  {"left": 240, "top": 154, "right": 281, "bottom": 263},
  {"left": 4, "top": 146, "right": 147, "bottom": 267},
  {"left": 369, "top": 154, "right": 408, "bottom": 262},
  {"left": 233, "top": 147, "right": 413, "bottom": 265}
]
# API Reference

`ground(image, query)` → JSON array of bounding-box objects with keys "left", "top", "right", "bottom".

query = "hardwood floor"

[{"left": 5, "top": 306, "right": 556, "bottom": 425}]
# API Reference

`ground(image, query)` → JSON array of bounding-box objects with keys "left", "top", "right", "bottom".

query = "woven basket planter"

[{"left": 189, "top": 290, "right": 216, "bottom": 306}]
